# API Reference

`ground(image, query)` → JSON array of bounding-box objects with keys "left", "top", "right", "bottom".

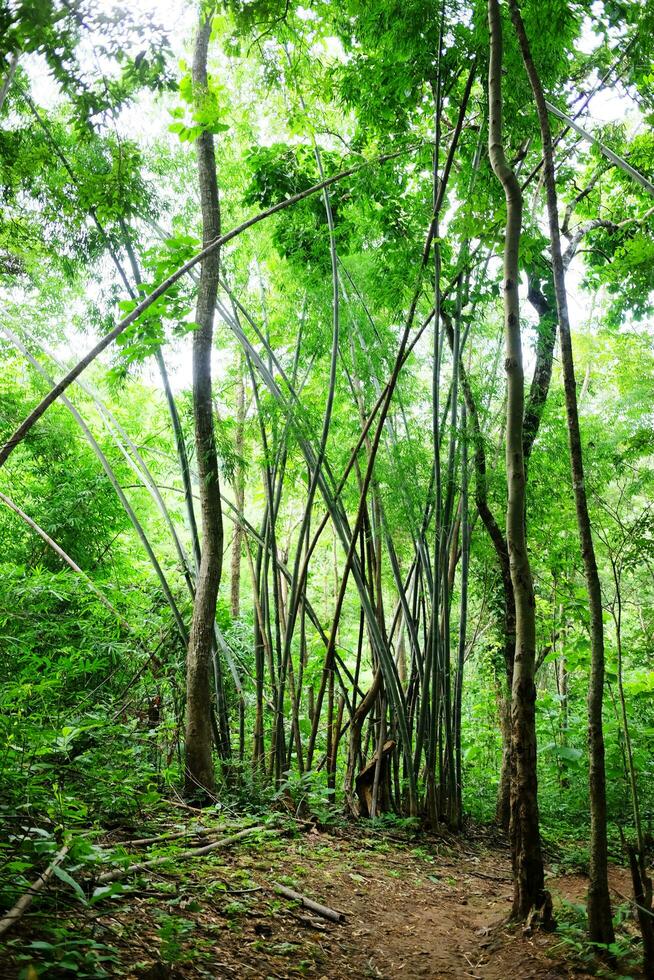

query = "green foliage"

[
  {"left": 273, "top": 770, "right": 340, "bottom": 824},
  {"left": 14, "top": 934, "right": 120, "bottom": 979},
  {"left": 1, "top": 3, "right": 654, "bottom": 974},
  {"left": 1, "top": 1, "right": 174, "bottom": 133},
  {"left": 155, "top": 912, "right": 196, "bottom": 964},
  {"left": 168, "top": 63, "right": 231, "bottom": 143},
  {"left": 550, "top": 899, "right": 638, "bottom": 974}
]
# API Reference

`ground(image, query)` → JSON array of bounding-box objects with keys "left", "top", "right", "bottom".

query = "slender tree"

[
  {"left": 230, "top": 354, "right": 246, "bottom": 619},
  {"left": 487, "top": 0, "right": 550, "bottom": 923},
  {"left": 508, "top": 0, "right": 614, "bottom": 945},
  {"left": 184, "top": 8, "right": 224, "bottom": 798}
]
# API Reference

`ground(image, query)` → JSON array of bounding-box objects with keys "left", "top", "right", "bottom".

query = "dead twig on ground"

[{"left": 272, "top": 883, "right": 345, "bottom": 923}]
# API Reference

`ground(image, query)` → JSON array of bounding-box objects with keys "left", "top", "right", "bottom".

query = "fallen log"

[
  {"left": 96, "top": 826, "right": 267, "bottom": 885},
  {"left": 272, "top": 883, "right": 345, "bottom": 923},
  {"left": 0, "top": 845, "right": 70, "bottom": 939}
]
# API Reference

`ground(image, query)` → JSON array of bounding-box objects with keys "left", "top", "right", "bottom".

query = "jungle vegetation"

[{"left": 1, "top": 0, "right": 653, "bottom": 976}]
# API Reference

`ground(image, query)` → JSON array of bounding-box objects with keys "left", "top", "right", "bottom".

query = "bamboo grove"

[{"left": 1, "top": 0, "right": 653, "bottom": 965}]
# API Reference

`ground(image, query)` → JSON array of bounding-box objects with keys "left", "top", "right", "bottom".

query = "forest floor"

[{"left": 1, "top": 806, "right": 642, "bottom": 980}]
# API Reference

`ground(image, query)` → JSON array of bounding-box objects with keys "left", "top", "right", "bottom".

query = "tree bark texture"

[{"left": 184, "top": 12, "right": 224, "bottom": 799}]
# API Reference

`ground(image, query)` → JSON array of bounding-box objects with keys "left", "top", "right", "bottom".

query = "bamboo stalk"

[{"left": 0, "top": 845, "right": 69, "bottom": 939}]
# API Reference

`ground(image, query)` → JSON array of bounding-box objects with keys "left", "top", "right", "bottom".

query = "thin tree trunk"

[
  {"left": 0, "top": 51, "right": 19, "bottom": 114},
  {"left": 508, "top": 0, "right": 613, "bottom": 944},
  {"left": 250, "top": 528, "right": 267, "bottom": 770},
  {"left": 426, "top": 17, "right": 445, "bottom": 825},
  {"left": 344, "top": 668, "right": 383, "bottom": 815},
  {"left": 487, "top": 0, "right": 550, "bottom": 924},
  {"left": 184, "top": 13, "right": 224, "bottom": 799},
  {"left": 454, "top": 400, "right": 470, "bottom": 829},
  {"left": 496, "top": 687, "right": 512, "bottom": 830}
]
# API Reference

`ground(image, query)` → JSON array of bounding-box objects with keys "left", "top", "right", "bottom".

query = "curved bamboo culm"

[
  {"left": 0, "top": 51, "right": 19, "bottom": 114},
  {"left": 0, "top": 144, "right": 426, "bottom": 471},
  {"left": 341, "top": 295, "right": 461, "bottom": 807},
  {"left": 120, "top": 233, "right": 202, "bottom": 581},
  {"left": 277, "top": 52, "right": 343, "bottom": 778},
  {"left": 544, "top": 101, "right": 654, "bottom": 198},
  {"left": 420, "top": 0, "right": 446, "bottom": 827},
  {"left": 0, "top": 491, "right": 128, "bottom": 626},
  {"left": 0, "top": 844, "right": 69, "bottom": 940},
  {"left": 2, "top": 324, "right": 244, "bottom": 702},
  {"left": 215, "top": 289, "right": 416, "bottom": 775},
  {"left": 1, "top": 93, "right": 226, "bottom": 713},
  {"left": 3, "top": 94, "right": 203, "bottom": 601},
  {"left": 17, "top": 325, "right": 196, "bottom": 595},
  {"left": 281, "top": 58, "right": 361, "bottom": 785},
  {"left": 204, "top": 104, "right": 474, "bottom": 810},
  {"left": 214, "top": 285, "right": 418, "bottom": 803},
  {"left": 1, "top": 325, "right": 188, "bottom": 646},
  {"left": 0, "top": 486, "right": 182, "bottom": 712}
]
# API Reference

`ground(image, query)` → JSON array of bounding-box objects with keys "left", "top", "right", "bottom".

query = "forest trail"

[{"left": 4, "top": 816, "right": 636, "bottom": 979}]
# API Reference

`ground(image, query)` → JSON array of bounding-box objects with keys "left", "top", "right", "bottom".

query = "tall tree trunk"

[
  {"left": 184, "top": 11, "right": 223, "bottom": 799},
  {"left": 508, "top": 0, "right": 614, "bottom": 945},
  {"left": 487, "top": 0, "right": 550, "bottom": 923}
]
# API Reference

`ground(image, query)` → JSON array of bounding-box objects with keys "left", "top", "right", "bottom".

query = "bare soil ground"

[{"left": 0, "top": 817, "right": 642, "bottom": 979}]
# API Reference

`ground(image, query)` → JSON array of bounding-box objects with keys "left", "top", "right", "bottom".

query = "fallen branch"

[
  {"left": 0, "top": 845, "right": 69, "bottom": 939},
  {"left": 116, "top": 825, "right": 227, "bottom": 848},
  {"left": 292, "top": 912, "right": 329, "bottom": 931},
  {"left": 96, "top": 826, "right": 267, "bottom": 885},
  {"left": 464, "top": 870, "right": 512, "bottom": 883},
  {"left": 272, "top": 883, "right": 345, "bottom": 923}
]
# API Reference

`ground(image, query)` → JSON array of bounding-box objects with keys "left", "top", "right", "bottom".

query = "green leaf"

[
  {"left": 555, "top": 746, "right": 583, "bottom": 764},
  {"left": 90, "top": 882, "right": 126, "bottom": 904},
  {"left": 53, "top": 864, "right": 87, "bottom": 902}
]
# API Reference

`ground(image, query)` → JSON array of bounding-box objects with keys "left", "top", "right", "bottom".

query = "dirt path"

[
  {"left": 200, "top": 827, "right": 590, "bottom": 980},
  {"left": 2, "top": 822, "right": 638, "bottom": 979}
]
